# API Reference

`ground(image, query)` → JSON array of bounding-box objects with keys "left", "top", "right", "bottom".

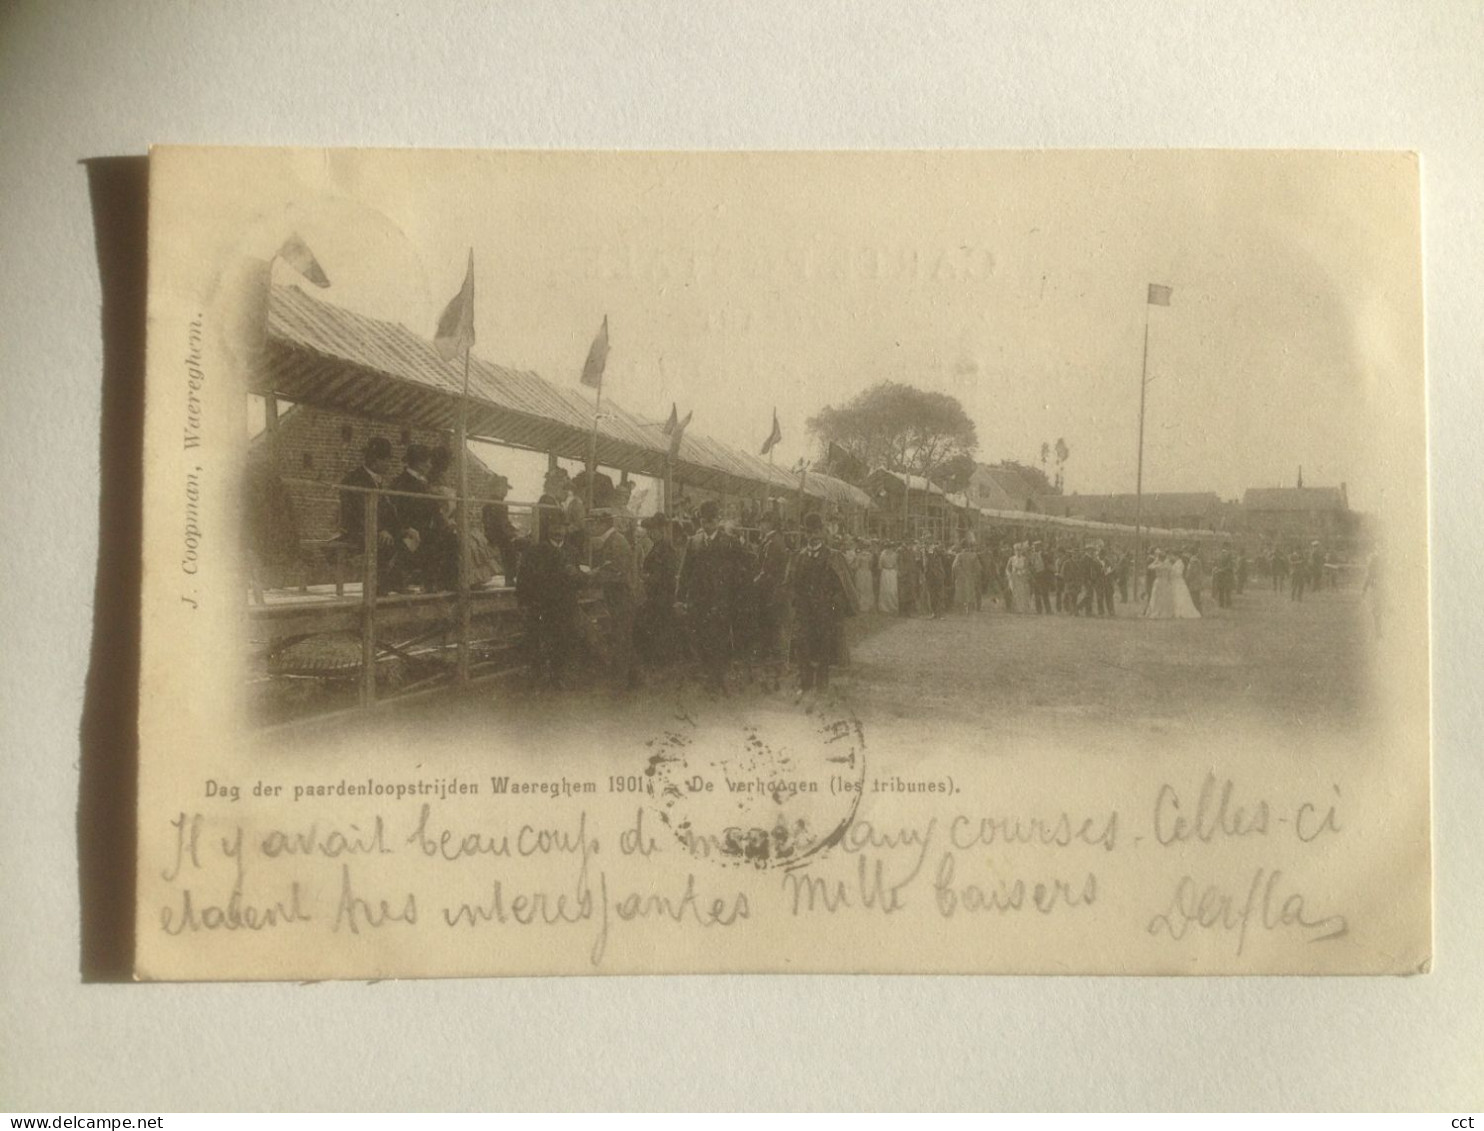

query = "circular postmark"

[{"left": 641, "top": 694, "right": 868, "bottom": 869}]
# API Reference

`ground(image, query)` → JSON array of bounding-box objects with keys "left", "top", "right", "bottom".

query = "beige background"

[{"left": 2, "top": 0, "right": 1481, "bottom": 1111}]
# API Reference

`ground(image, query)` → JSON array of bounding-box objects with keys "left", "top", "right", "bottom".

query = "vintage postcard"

[{"left": 135, "top": 148, "right": 1429, "bottom": 979}]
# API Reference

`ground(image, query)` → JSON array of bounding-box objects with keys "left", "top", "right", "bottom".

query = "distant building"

[
  {"left": 1240, "top": 485, "right": 1355, "bottom": 546},
  {"left": 1036, "top": 491, "right": 1225, "bottom": 530},
  {"left": 968, "top": 463, "right": 1047, "bottom": 511},
  {"left": 865, "top": 468, "right": 955, "bottom": 539}
]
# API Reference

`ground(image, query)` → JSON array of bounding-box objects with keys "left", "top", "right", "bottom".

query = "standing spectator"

[
  {"left": 1288, "top": 547, "right": 1308, "bottom": 602},
  {"left": 480, "top": 473, "right": 521, "bottom": 584},
  {"left": 752, "top": 513, "right": 791, "bottom": 689},
  {"left": 789, "top": 512, "right": 857, "bottom": 700},
  {"left": 1213, "top": 547, "right": 1236, "bottom": 608},
  {"left": 923, "top": 542, "right": 947, "bottom": 619},
  {"left": 389, "top": 443, "right": 439, "bottom": 589},
  {"left": 952, "top": 541, "right": 982, "bottom": 612},
  {"left": 589, "top": 508, "right": 640, "bottom": 692},
  {"left": 677, "top": 500, "right": 746, "bottom": 692},
  {"left": 336, "top": 436, "right": 400, "bottom": 590},
  {"left": 1030, "top": 541, "right": 1053, "bottom": 615},
  {"left": 516, "top": 511, "right": 584, "bottom": 690},
  {"left": 1184, "top": 549, "right": 1206, "bottom": 613},
  {"left": 636, "top": 513, "right": 680, "bottom": 666},
  {"left": 1096, "top": 547, "right": 1117, "bottom": 617},
  {"left": 897, "top": 540, "right": 919, "bottom": 617}
]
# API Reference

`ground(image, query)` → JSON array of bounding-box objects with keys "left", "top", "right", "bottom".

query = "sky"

[{"left": 251, "top": 149, "right": 1421, "bottom": 512}]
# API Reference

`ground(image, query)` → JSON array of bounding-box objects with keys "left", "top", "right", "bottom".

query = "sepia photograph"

[{"left": 134, "top": 147, "right": 1429, "bottom": 980}]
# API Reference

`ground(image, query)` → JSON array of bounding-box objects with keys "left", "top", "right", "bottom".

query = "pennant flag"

[
  {"left": 667, "top": 409, "right": 693, "bottom": 459},
  {"left": 581, "top": 315, "right": 609, "bottom": 390},
  {"left": 1147, "top": 283, "right": 1172, "bottom": 306},
  {"left": 661, "top": 403, "right": 679, "bottom": 436},
  {"left": 760, "top": 408, "right": 782, "bottom": 456},
  {"left": 825, "top": 441, "right": 867, "bottom": 483},
  {"left": 434, "top": 251, "right": 476, "bottom": 362},
  {"left": 276, "top": 232, "right": 331, "bottom": 288}
]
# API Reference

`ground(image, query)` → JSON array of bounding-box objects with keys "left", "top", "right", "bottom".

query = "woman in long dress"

[
  {"left": 877, "top": 544, "right": 900, "bottom": 614},
  {"left": 1143, "top": 550, "right": 1177, "bottom": 619},
  {"left": 851, "top": 538, "right": 877, "bottom": 613},
  {"left": 1007, "top": 543, "right": 1032, "bottom": 613},
  {"left": 1170, "top": 553, "right": 1202, "bottom": 618}
]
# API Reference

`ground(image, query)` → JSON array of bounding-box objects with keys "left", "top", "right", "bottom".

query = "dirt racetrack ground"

[
  {"left": 841, "top": 581, "right": 1377, "bottom": 736},
  {"left": 263, "top": 576, "right": 1381, "bottom": 769}
]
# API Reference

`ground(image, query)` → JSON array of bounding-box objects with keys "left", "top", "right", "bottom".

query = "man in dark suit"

[
  {"left": 385, "top": 443, "right": 439, "bottom": 588},
  {"left": 1213, "top": 548, "right": 1236, "bottom": 608},
  {"left": 515, "top": 511, "right": 584, "bottom": 690},
  {"left": 480, "top": 473, "right": 520, "bottom": 584},
  {"left": 790, "top": 512, "right": 857, "bottom": 698},
  {"left": 677, "top": 499, "right": 745, "bottom": 692},
  {"left": 589, "top": 507, "right": 640, "bottom": 693},
  {"left": 897, "top": 541, "right": 919, "bottom": 616},
  {"left": 1031, "top": 541, "right": 1053, "bottom": 614},
  {"left": 337, "top": 436, "right": 400, "bottom": 590},
  {"left": 751, "top": 513, "right": 791, "bottom": 690},
  {"left": 636, "top": 513, "right": 680, "bottom": 666}
]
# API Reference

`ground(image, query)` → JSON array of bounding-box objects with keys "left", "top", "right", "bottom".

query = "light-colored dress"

[
  {"left": 1008, "top": 553, "right": 1031, "bottom": 613},
  {"left": 1171, "top": 557, "right": 1202, "bottom": 618},
  {"left": 1144, "top": 560, "right": 1176, "bottom": 618},
  {"left": 877, "top": 548, "right": 899, "bottom": 614}
]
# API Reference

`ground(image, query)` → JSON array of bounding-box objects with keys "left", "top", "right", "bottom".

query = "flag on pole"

[
  {"left": 661, "top": 403, "right": 679, "bottom": 436},
  {"left": 276, "top": 232, "right": 331, "bottom": 288},
  {"left": 580, "top": 315, "right": 609, "bottom": 390},
  {"left": 760, "top": 408, "right": 782, "bottom": 456},
  {"left": 667, "top": 410, "right": 693, "bottom": 459},
  {"left": 1147, "top": 283, "right": 1172, "bottom": 306},
  {"left": 434, "top": 251, "right": 476, "bottom": 361}
]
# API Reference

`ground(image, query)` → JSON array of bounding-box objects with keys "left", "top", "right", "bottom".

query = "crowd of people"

[
  {"left": 335, "top": 439, "right": 863, "bottom": 701},
  {"left": 512, "top": 500, "right": 856, "bottom": 700},
  {"left": 1256, "top": 542, "right": 1343, "bottom": 602},
  {"left": 337, "top": 437, "right": 1367, "bottom": 699},
  {"left": 335, "top": 436, "right": 506, "bottom": 595}
]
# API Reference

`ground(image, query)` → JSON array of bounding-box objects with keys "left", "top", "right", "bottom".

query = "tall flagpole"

[
  {"left": 1134, "top": 299, "right": 1152, "bottom": 599},
  {"left": 586, "top": 381, "right": 603, "bottom": 567},
  {"left": 586, "top": 382, "right": 603, "bottom": 515},
  {"left": 767, "top": 444, "right": 775, "bottom": 520},
  {"left": 455, "top": 342, "right": 473, "bottom": 682}
]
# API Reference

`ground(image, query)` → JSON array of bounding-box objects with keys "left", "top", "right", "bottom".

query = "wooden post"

[
  {"left": 360, "top": 490, "right": 378, "bottom": 707},
  {"left": 1134, "top": 301, "right": 1151, "bottom": 599},
  {"left": 455, "top": 347, "right": 473, "bottom": 683}
]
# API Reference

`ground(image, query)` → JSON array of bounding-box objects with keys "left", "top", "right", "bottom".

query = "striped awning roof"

[
  {"left": 801, "top": 470, "right": 875, "bottom": 509},
  {"left": 262, "top": 284, "right": 862, "bottom": 503}
]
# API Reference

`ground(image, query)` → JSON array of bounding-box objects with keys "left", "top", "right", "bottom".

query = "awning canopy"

[
  {"left": 261, "top": 284, "right": 862, "bottom": 503},
  {"left": 976, "top": 507, "right": 1233, "bottom": 542}
]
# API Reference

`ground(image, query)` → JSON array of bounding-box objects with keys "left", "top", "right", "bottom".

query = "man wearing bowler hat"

[
  {"left": 751, "top": 511, "right": 791, "bottom": 690},
  {"left": 516, "top": 509, "right": 584, "bottom": 690},
  {"left": 337, "top": 436, "right": 402, "bottom": 590},
  {"left": 677, "top": 499, "right": 746, "bottom": 692},
  {"left": 589, "top": 507, "right": 640, "bottom": 692},
  {"left": 636, "top": 512, "right": 679, "bottom": 665},
  {"left": 789, "top": 511, "right": 857, "bottom": 700}
]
